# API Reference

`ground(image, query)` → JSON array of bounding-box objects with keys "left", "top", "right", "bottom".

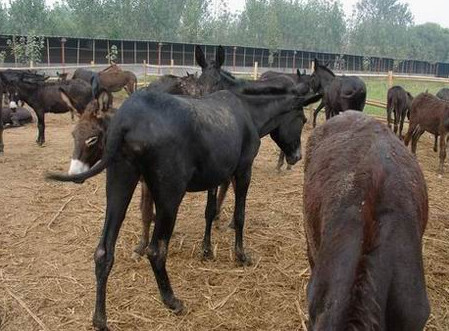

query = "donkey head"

[{"left": 196, "top": 45, "right": 226, "bottom": 94}]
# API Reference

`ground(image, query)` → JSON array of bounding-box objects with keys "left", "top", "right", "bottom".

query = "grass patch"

[{"left": 361, "top": 77, "right": 448, "bottom": 116}]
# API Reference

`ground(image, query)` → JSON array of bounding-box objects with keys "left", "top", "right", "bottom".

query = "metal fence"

[{"left": 2, "top": 34, "right": 449, "bottom": 77}]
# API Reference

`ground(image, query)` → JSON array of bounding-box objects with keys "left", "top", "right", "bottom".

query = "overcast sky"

[{"left": 1, "top": 0, "right": 448, "bottom": 29}]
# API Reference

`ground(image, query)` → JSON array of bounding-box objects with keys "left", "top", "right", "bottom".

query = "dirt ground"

[{"left": 0, "top": 110, "right": 448, "bottom": 331}]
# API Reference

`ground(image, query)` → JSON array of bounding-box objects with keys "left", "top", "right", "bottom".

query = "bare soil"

[{"left": 0, "top": 111, "right": 448, "bottom": 330}]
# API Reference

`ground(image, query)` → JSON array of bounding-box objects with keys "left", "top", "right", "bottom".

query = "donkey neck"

[
  {"left": 316, "top": 67, "right": 335, "bottom": 90},
  {"left": 238, "top": 93, "right": 297, "bottom": 137}
]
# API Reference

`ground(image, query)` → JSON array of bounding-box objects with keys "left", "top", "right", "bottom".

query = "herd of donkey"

[{"left": 1, "top": 44, "right": 448, "bottom": 330}]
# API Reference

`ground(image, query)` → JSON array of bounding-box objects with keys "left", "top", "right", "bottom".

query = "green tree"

[
  {"left": 408, "top": 23, "right": 449, "bottom": 62},
  {"left": 46, "top": 1, "right": 78, "bottom": 36},
  {"left": 179, "top": 0, "right": 212, "bottom": 43},
  {"left": 349, "top": 0, "right": 414, "bottom": 58},
  {"left": 7, "top": 0, "right": 49, "bottom": 35},
  {"left": 7, "top": 33, "right": 45, "bottom": 65},
  {"left": 0, "top": 4, "right": 8, "bottom": 33},
  {"left": 66, "top": 0, "right": 105, "bottom": 37}
]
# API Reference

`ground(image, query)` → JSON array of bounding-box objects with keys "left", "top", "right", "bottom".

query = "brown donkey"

[
  {"left": 404, "top": 92, "right": 449, "bottom": 175},
  {"left": 304, "top": 111, "right": 429, "bottom": 330}
]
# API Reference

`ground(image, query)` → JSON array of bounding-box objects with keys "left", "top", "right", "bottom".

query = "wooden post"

[
  {"left": 92, "top": 39, "right": 96, "bottom": 64},
  {"left": 76, "top": 39, "right": 80, "bottom": 65},
  {"left": 170, "top": 59, "right": 174, "bottom": 75},
  {"left": 157, "top": 42, "right": 162, "bottom": 75},
  {"left": 388, "top": 70, "right": 393, "bottom": 88},
  {"left": 146, "top": 42, "right": 149, "bottom": 65},
  {"left": 61, "top": 37, "right": 67, "bottom": 73},
  {"left": 107, "top": 40, "right": 110, "bottom": 64},
  {"left": 182, "top": 44, "right": 185, "bottom": 66},
  {"left": 233, "top": 46, "right": 237, "bottom": 72},
  {"left": 292, "top": 51, "right": 297, "bottom": 73},
  {"left": 121, "top": 40, "right": 124, "bottom": 64},
  {"left": 134, "top": 41, "right": 137, "bottom": 64},
  {"left": 143, "top": 60, "right": 147, "bottom": 85},
  {"left": 243, "top": 47, "right": 246, "bottom": 68},
  {"left": 46, "top": 38, "right": 50, "bottom": 66},
  {"left": 253, "top": 61, "right": 258, "bottom": 80}
]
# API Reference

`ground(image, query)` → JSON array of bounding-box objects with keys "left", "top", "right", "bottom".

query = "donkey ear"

[
  {"left": 195, "top": 45, "right": 207, "bottom": 69},
  {"left": 215, "top": 45, "right": 225, "bottom": 68},
  {"left": 313, "top": 58, "right": 320, "bottom": 69},
  {"left": 297, "top": 69, "right": 301, "bottom": 77}
]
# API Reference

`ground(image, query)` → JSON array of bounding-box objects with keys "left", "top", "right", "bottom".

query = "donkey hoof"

[
  {"left": 236, "top": 252, "right": 253, "bottom": 267},
  {"left": 93, "top": 316, "right": 109, "bottom": 331},
  {"left": 164, "top": 297, "right": 185, "bottom": 315},
  {"left": 132, "top": 244, "right": 148, "bottom": 261},
  {"left": 202, "top": 248, "right": 214, "bottom": 261}
]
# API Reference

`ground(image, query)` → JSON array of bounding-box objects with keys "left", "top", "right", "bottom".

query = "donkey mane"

[
  {"left": 316, "top": 63, "right": 336, "bottom": 78},
  {"left": 418, "top": 92, "right": 449, "bottom": 106}
]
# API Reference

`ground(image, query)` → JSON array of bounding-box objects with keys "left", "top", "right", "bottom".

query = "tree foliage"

[{"left": 0, "top": 0, "right": 448, "bottom": 63}]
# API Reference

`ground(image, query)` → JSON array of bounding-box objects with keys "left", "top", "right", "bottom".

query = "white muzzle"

[{"left": 68, "top": 159, "right": 90, "bottom": 175}]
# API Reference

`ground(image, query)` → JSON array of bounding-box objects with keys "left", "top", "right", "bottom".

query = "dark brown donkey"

[
  {"left": 386, "top": 85, "right": 413, "bottom": 139},
  {"left": 404, "top": 92, "right": 449, "bottom": 175},
  {"left": 304, "top": 111, "right": 429, "bottom": 330}
]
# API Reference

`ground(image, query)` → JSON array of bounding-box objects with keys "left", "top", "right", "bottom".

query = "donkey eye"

[{"left": 85, "top": 136, "right": 98, "bottom": 146}]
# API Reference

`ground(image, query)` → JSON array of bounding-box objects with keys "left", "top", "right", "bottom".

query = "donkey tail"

[
  {"left": 46, "top": 158, "right": 109, "bottom": 184},
  {"left": 91, "top": 72, "right": 101, "bottom": 99},
  {"left": 46, "top": 114, "right": 123, "bottom": 184}
]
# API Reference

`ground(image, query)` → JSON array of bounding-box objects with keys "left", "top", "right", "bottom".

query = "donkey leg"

[
  {"left": 403, "top": 123, "right": 415, "bottom": 147},
  {"left": 93, "top": 161, "right": 140, "bottom": 330},
  {"left": 202, "top": 188, "right": 218, "bottom": 260},
  {"left": 438, "top": 133, "right": 447, "bottom": 175},
  {"left": 36, "top": 110, "right": 45, "bottom": 146},
  {"left": 276, "top": 151, "right": 285, "bottom": 171},
  {"left": 387, "top": 108, "right": 393, "bottom": 130},
  {"left": 0, "top": 105, "right": 4, "bottom": 155},
  {"left": 312, "top": 101, "right": 325, "bottom": 128},
  {"left": 433, "top": 135, "right": 439, "bottom": 153},
  {"left": 398, "top": 113, "right": 405, "bottom": 140},
  {"left": 133, "top": 180, "right": 154, "bottom": 259},
  {"left": 216, "top": 180, "right": 230, "bottom": 220},
  {"left": 227, "top": 178, "right": 237, "bottom": 229},
  {"left": 233, "top": 168, "right": 252, "bottom": 266},
  {"left": 147, "top": 187, "right": 185, "bottom": 313},
  {"left": 411, "top": 129, "right": 424, "bottom": 155},
  {"left": 393, "top": 111, "right": 399, "bottom": 135}
]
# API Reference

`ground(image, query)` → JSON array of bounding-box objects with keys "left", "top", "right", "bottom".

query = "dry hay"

[{"left": 0, "top": 110, "right": 448, "bottom": 331}]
